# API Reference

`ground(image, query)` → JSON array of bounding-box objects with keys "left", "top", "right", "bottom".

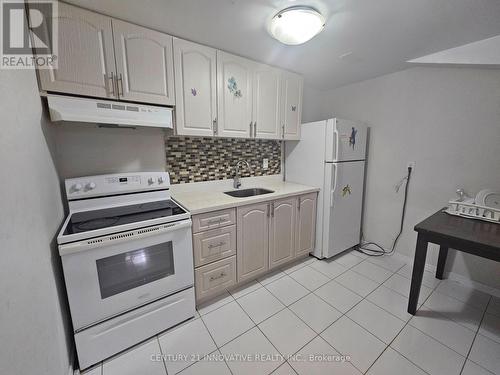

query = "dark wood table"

[{"left": 408, "top": 208, "right": 500, "bottom": 315}]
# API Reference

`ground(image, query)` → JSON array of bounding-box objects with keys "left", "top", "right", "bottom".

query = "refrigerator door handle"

[
  {"left": 333, "top": 128, "right": 340, "bottom": 161},
  {"left": 330, "top": 164, "right": 337, "bottom": 207}
]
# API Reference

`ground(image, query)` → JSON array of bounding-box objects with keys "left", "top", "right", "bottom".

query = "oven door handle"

[{"left": 59, "top": 219, "right": 192, "bottom": 256}]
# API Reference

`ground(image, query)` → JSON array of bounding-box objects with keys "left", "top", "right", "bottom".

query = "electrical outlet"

[
  {"left": 408, "top": 161, "right": 416, "bottom": 170},
  {"left": 263, "top": 158, "right": 269, "bottom": 170}
]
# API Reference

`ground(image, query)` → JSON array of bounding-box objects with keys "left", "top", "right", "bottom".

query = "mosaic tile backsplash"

[{"left": 165, "top": 136, "right": 282, "bottom": 184}]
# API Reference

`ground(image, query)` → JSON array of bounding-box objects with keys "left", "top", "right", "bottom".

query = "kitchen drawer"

[
  {"left": 193, "top": 225, "right": 236, "bottom": 267},
  {"left": 192, "top": 208, "right": 236, "bottom": 233},
  {"left": 195, "top": 256, "right": 236, "bottom": 301}
]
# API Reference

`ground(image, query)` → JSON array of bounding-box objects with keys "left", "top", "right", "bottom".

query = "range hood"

[{"left": 47, "top": 95, "right": 173, "bottom": 129}]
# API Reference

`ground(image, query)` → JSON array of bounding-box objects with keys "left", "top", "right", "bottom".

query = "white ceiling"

[{"left": 65, "top": 0, "right": 500, "bottom": 90}]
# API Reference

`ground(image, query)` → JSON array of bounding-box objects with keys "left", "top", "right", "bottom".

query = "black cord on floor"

[{"left": 356, "top": 166, "right": 413, "bottom": 257}]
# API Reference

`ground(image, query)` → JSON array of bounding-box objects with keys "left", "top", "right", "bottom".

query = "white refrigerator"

[{"left": 285, "top": 118, "right": 367, "bottom": 259}]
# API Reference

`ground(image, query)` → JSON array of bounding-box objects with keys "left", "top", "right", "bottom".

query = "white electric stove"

[{"left": 57, "top": 172, "right": 195, "bottom": 370}]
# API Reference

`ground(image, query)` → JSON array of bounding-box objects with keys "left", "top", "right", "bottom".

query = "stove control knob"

[
  {"left": 148, "top": 177, "right": 156, "bottom": 185},
  {"left": 72, "top": 183, "right": 83, "bottom": 192},
  {"left": 86, "top": 182, "right": 96, "bottom": 190},
  {"left": 158, "top": 176, "right": 164, "bottom": 184}
]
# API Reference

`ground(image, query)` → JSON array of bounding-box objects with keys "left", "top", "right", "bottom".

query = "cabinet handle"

[
  {"left": 271, "top": 202, "right": 275, "bottom": 217},
  {"left": 282, "top": 124, "right": 285, "bottom": 139},
  {"left": 254, "top": 122, "right": 257, "bottom": 138},
  {"left": 105, "top": 73, "right": 115, "bottom": 96},
  {"left": 117, "top": 73, "right": 124, "bottom": 96},
  {"left": 207, "top": 218, "right": 223, "bottom": 225},
  {"left": 298, "top": 197, "right": 301, "bottom": 211},
  {"left": 249, "top": 121, "right": 253, "bottom": 137},
  {"left": 209, "top": 272, "right": 227, "bottom": 281},
  {"left": 213, "top": 118, "right": 218, "bottom": 135},
  {"left": 266, "top": 204, "right": 270, "bottom": 217},
  {"left": 208, "top": 241, "right": 226, "bottom": 249}
]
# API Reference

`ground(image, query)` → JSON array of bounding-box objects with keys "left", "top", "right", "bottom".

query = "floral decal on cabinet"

[
  {"left": 227, "top": 77, "right": 242, "bottom": 98},
  {"left": 342, "top": 184, "right": 352, "bottom": 197},
  {"left": 191, "top": 88, "right": 197, "bottom": 96}
]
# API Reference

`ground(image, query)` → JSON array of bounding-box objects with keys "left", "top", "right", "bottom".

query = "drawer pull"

[
  {"left": 207, "top": 218, "right": 224, "bottom": 225},
  {"left": 208, "top": 241, "right": 226, "bottom": 249},
  {"left": 209, "top": 272, "right": 227, "bottom": 281}
]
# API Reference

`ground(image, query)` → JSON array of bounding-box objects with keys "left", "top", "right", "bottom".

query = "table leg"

[
  {"left": 408, "top": 235, "right": 428, "bottom": 315},
  {"left": 436, "top": 245, "right": 448, "bottom": 280}
]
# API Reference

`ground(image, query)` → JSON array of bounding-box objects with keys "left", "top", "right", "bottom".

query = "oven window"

[{"left": 96, "top": 242, "right": 175, "bottom": 299}]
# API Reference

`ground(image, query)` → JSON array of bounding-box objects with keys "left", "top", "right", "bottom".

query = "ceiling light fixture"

[{"left": 268, "top": 6, "right": 325, "bottom": 45}]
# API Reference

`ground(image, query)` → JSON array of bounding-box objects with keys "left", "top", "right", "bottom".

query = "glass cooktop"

[{"left": 63, "top": 200, "right": 186, "bottom": 235}]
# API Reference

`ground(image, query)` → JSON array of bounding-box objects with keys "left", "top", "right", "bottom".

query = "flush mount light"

[{"left": 268, "top": 6, "right": 325, "bottom": 45}]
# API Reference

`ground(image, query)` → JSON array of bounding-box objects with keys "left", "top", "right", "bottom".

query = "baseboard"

[{"left": 395, "top": 252, "right": 500, "bottom": 298}]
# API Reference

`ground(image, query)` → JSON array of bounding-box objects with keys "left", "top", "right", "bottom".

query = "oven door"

[{"left": 60, "top": 219, "right": 193, "bottom": 331}]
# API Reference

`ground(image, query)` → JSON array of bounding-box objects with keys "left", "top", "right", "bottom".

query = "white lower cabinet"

[
  {"left": 193, "top": 225, "right": 236, "bottom": 267},
  {"left": 193, "top": 192, "right": 317, "bottom": 303},
  {"left": 269, "top": 197, "right": 296, "bottom": 268},
  {"left": 236, "top": 202, "right": 270, "bottom": 282},
  {"left": 295, "top": 193, "right": 317, "bottom": 256},
  {"left": 195, "top": 256, "right": 236, "bottom": 301}
]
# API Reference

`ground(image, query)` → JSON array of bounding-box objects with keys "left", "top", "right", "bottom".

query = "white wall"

[
  {"left": 302, "top": 85, "right": 327, "bottom": 123},
  {"left": 320, "top": 67, "right": 500, "bottom": 288},
  {"left": 54, "top": 124, "right": 167, "bottom": 180},
  {"left": 0, "top": 69, "right": 72, "bottom": 374}
]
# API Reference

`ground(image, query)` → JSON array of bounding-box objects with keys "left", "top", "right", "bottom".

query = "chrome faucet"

[{"left": 233, "top": 160, "right": 251, "bottom": 189}]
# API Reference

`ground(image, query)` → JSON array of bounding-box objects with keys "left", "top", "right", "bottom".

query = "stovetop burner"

[{"left": 63, "top": 200, "right": 186, "bottom": 235}]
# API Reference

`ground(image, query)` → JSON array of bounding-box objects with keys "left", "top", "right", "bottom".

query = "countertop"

[{"left": 170, "top": 176, "right": 319, "bottom": 215}]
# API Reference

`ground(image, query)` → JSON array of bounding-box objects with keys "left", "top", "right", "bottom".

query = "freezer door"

[
  {"left": 322, "top": 161, "right": 365, "bottom": 258},
  {"left": 326, "top": 118, "right": 367, "bottom": 162}
]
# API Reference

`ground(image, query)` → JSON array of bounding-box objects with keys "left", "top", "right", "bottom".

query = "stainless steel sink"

[{"left": 224, "top": 188, "right": 274, "bottom": 198}]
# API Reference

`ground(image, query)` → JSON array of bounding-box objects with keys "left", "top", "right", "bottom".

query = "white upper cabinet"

[
  {"left": 35, "top": 4, "right": 303, "bottom": 135},
  {"left": 280, "top": 71, "right": 304, "bottom": 140},
  {"left": 37, "top": 2, "right": 116, "bottom": 99},
  {"left": 173, "top": 38, "right": 217, "bottom": 136},
  {"left": 217, "top": 51, "right": 254, "bottom": 138},
  {"left": 253, "top": 64, "right": 281, "bottom": 139},
  {"left": 112, "top": 20, "right": 175, "bottom": 105}
]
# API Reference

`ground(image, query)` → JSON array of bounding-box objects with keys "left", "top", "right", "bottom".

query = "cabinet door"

[
  {"left": 217, "top": 51, "right": 254, "bottom": 138},
  {"left": 295, "top": 193, "right": 317, "bottom": 257},
  {"left": 173, "top": 38, "right": 217, "bottom": 136},
  {"left": 36, "top": 2, "right": 116, "bottom": 99},
  {"left": 112, "top": 20, "right": 175, "bottom": 105},
  {"left": 253, "top": 64, "right": 281, "bottom": 139},
  {"left": 280, "top": 71, "right": 303, "bottom": 140},
  {"left": 269, "top": 197, "right": 296, "bottom": 268},
  {"left": 237, "top": 202, "right": 269, "bottom": 282}
]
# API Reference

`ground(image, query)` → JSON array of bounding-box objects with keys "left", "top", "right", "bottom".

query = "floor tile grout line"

[
  {"left": 198, "top": 312, "right": 236, "bottom": 375},
  {"left": 155, "top": 336, "right": 170, "bottom": 375},
  {"left": 426, "top": 288, "right": 489, "bottom": 315},
  {"left": 224, "top": 259, "right": 451, "bottom": 373},
  {"left": 197, "top": 292, "right": 236, "bottom": 317},
  {"left": 374, "top": 271, "right": 481, "bottom": 375},
  {"left": 99, "top": 253, "right": 496, "bottom": 375},
  {"left": 194, "top": 252, "right": 493, "bottom": 375},
  {"left": 459, "top": 295, "right": 492, "bottom": 375},
  {"left": 366, "top": 268, "right": 496, "bottom": 365},
  {"left": 231, "top": 297, "right": 294, "bottom": 374},
  {"left": 229, "top": 259, "right": 364, "bottom": 373},
  {"left": 421, "top": 289, "right": 489, "bottom": 333},
  {"left": 311, "top": 258, "right": 436, "bottom": 375}
]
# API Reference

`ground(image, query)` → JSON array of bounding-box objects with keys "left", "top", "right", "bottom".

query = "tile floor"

[{"left": 81, "top": 251, "right": 500, "bottom": 375}]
